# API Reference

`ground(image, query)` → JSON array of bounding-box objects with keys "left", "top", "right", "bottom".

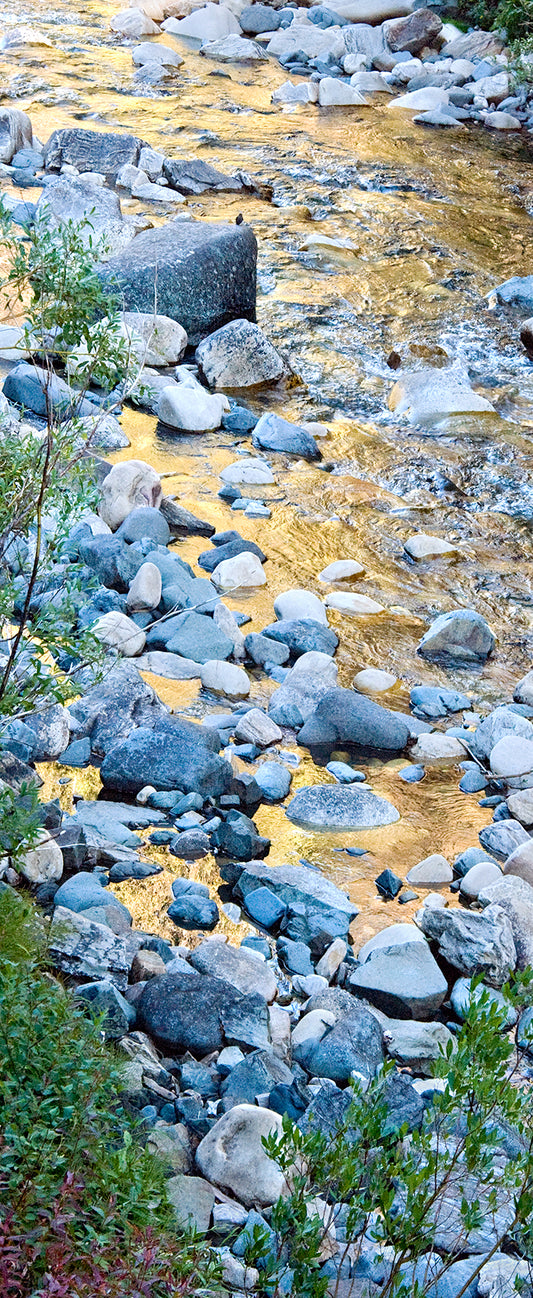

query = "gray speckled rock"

[
  {"left": 470, "top": 705, "right": 533, "bottom": 763},
  {"left": 298, "top": 688, "right": 410, "bottom": 753},
  {"left": 48, "top": 906, "right": 131, "bottom": 989},
  {"left": 261, "top": 619, "right": 338, "bottom": 659},
  {"left": 190, "top": 937, "right": 277, "bottom": 1002},
  {"left": 98, "top": 220, "right": 257, "bottom": 345},
  {"left": 138, "top": 971, "right": 270, "bottom": 1054},
  {"left": 100, "top": 720, "right": 232, "bottom": 797},
  {"left": 196, "top": 319, "right": 286, "bottom": 388},
  {"left": 418, "top": 904, "right": 516, "bottom": 986},
  {"left": 76, "top": 979, "right": 136, "bottom": 1038},
  {"left": 418, "top": 609, "right": 495, "bottom": 662},
  {"left": 196, "top": 1105, "right": 285, "bottom": 1208},
  {"left": 286, "top": 784, "right": 399, "bottom": 830},
  {"left": 232, "top": 858, "right": 357, "bottom": 943}
]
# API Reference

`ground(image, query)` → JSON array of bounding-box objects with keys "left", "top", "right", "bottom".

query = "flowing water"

[{"left": 3, "top": 0, "right": 533, "bottom": 948}]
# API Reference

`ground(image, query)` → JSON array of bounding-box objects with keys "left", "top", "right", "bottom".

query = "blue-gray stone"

[
  {"left": 76, "top": 980, "right": 136, "bottom": 1039},
  {"left": 100, "top": 720, "right": 232, "bottom": 798},
  {"left": 277, "top": 936, "right": 314, "bottom": 976},
  {"left": 398, "top": 764, "right": 425, "bottom": 783},
  {"left": 453, "top": 846, "right": 496, "bottom": 877},
  {"left": 117, "top": 506, "right": 170, "bottom": 546},
  {"left": 459, "top": 768, "right": 486, "bottom": 793},
  {"left": 326, "top": 761, "right": 366, "bottom": 783},
  {"left": 53, "top": 871, "right": 109, "bottom": 913},
  {"left": 244, "top": 885, "right": 287, "bottom": 929},
  {"left": 410, "top": 685, "right": 470, "bottom": 718},
  {"left": 252, "top": 412, "right": 321, "bottom": 461},
  {"left": 59, "top": 737, "right": 91, "bottom": 767},
  {"left": 261, "top": 619, "right": 338, "bottom": 659},
  {"left": 418, "top": 609, "right": 495, "bottom": 663},
  {"left": 298, "top": 688, "right": 410, "bottom": 753},
  {"left": 254, "top": 762, "right": 292, "bottom": 802},
  {"left": 168, "top": 893, "right": 219, "bottom": 929},
  {"left": 3, "top": 361, "right": 100, "bottom": 421},
  {"left": 286, "top": 784, "right": 399, "bottom": 831},
  {"left": 495, "top": 274, "right": 533, "bottom": 312}
]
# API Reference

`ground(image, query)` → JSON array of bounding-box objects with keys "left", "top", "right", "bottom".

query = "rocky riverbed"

[{"left": 3, "top": 0, "right": 533, "bottom": 1285}]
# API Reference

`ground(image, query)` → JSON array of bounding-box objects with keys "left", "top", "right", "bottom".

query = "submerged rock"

[{"left": 286, "top": 785, "right": 400, "bottom": 830}]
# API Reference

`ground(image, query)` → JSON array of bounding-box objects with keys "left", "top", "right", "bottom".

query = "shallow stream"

[{"left": 3, "top": 0, "right": 533, "bottom": 948}]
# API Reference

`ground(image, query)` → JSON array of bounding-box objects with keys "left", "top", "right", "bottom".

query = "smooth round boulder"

[
  {"left": 93, "top": 611, "right": 146, "bottom": 657},
  {"left": 459, "top": 860, "right": 502, "bottom": 899},
  {"left": 490, "top": 736, "right": 533, "bottom": 779},
  {"left": 117, "top": 505, "right": 170, "bottom": 545},
  {"left": 211, "top": 552, "right": 266, "bottom": 591},
  {"left": 200, "top": 660, "right": 250, "bottom": 698},
  {"left": 274, "top": 589, "right": 327, "bottom": 625},
  {"left": 354, "top": 668, "right": 397, "bottom": 692},
  {"left": 404, "top": 533, "right": 457, "bottom": 560},
  {"left": 195, "top": 1105, "right": 286, "bottom": 1208},
  {"left": 318, "top": 559, "right": 365, "bottom": 582},
  {"left": 126, "top": 561, "right": 162, "bottom": 612},
  {"left": 254, "top": 761, "right": 292, "bottom": 802}
]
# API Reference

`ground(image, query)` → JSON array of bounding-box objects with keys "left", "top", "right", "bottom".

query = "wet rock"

[
  {"left": 138, "top": 970, "right": 269, "bottom": 1053},
  {"left": 419, "top": 904, "right": 516, "bottom": 986},
  {"left": 272, "top": 80, "right": 319, "bottom": 104},
  {"left": 99, "top": 220, "right": 257, "bottom": 346},
  {"left": 318, "top": 77, "right": 368, "bottom": 106},
  {"left": 410, "top": 685, "right": 470, "bottom": 718},
  {"left": 196, "top": 319, "right": 285, "bottom": 388},
  {"left": 407, "top": 854, "right": 452, "bottom": 886},
  {"left": 196, "top": 1105, "right": 285, "bottom": 1208},
  {"left": 418, "top": 609, "right": 495, "bottom": 663},
  {"left": 520, "top": 319, "right": 533, "bottom": 359},
  {"left": 131, "top": 40, "right": 182, "bottom": 66},
  {"left": 318, "top": 559, "right": 365, "bottom": 581},
  {"left": 245, "top": 632, "right": 290, "bottom": 666},
  {"left": 168, "top": 889, "right": 219, "bottom": 928},
  {"left": 298, "top": 687, "right": 410, "bottom": 753},
  {"left": 354, "top": 668, "right": 397, "bottom": 692},
  {"left": 59, "top": 737, "right": 91, "bottom": 768},
  {"left": 44, "top": 127, "right": 145, "bottom": 177},
  {"left": 324, "top": 591, "right": 384, "bottom": 614},
  {"left": 69, "top": 661, "right": 168, "bottom": 757},
  {"left": 159, "top": 373, "right": 229, "bottom": 432},
  {"left": 164, "top": 1, "right": 241, "bottom": 39},
  {"left": 410, "top": 733, "right": 466, "bottom": 763},
  {"left": 169, "top": 829, "right": 212, "bottom": 860},
  {"left": 295, "top": 1002, "right": 383, "bottom": 1083},
  {"left": 286, "top": 784, "right": 399, "bottom": 830},
  {"left": 48, "top": 906, "right": 131, "bottom": 989},
  {"left": 375, "top": 868, "right": 403, "bottom": 898},
  {"left": 404, "top": 533, "right": 457, "bottom": 560},
  {"left": 253, "top": 412, "right": 321, "bottom": 459},
  {"left": 232, "top": 859, "right": 358, "bottom": 943},
  {"left": 100, "top": 719, "right": 232, "bottom": 797},
  {"left": 111, "top": 8, "right": 162, "bottom": 35},
  {"left": 348, "top": 940, "right": 447, "bottom": 1019},
  {"left": 389, "top": 365, "right": 495, "bottom": 421}
]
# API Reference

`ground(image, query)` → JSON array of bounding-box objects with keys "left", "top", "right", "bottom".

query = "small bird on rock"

[{"left": 235, "top": 213, "right": 243, "bottom": 225}]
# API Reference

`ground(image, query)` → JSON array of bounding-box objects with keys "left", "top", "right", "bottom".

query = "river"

[{"left": 2, "top": 0, "right": 533, "bottom": 949}]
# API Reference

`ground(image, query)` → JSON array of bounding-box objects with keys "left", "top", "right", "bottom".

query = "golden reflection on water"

[{"left": 13, "top": 0, "right": 533, "bottom": 945}]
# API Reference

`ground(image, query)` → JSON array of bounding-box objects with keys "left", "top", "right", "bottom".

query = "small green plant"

[{"left": 255, "top": 981, "right": 533, "bottom": 1298}]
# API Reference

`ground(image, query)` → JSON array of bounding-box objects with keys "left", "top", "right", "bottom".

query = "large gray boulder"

[
  {"left": 347, "top": 941, "right": 447, "bottom": 1019},
  {"left": 298, "top": 688, "right": 410, "bottom": 753},
  {"left": 286, "top": 784, "right": 399, "bottom": 830},
  {"left": 100, "top": 720, "right": 232, "bottom": 797},
  {"left": 196, "top": 319, "right": 286, "bottom": 389},
  {"left": 44, "top": 127, "right": 145, "bottom": 176},
  {"left": 138, "top": 971, "right": 270, "bottom": 1054},
  {"left": 418, "top": 609, "right": 495, "bottom": 663},
  {"left": 230, "top": 859, "right": 358, "bottom": 945},
  {"left": 3, "top": 361, "right": 100, "bottom": 420},
  {"left": 98, "top": 220, "right": 257, "bottom": 345},
  {"left": 294, "top": 1003, "right": 383, "bottom": 1083},
  {"left": 268, "top": 670, "right": 335, "bottom": 729},
  {"left": 494, "top": 275, "right": 533, "bottom": 313},
  {"left": 418, "top": 904, "right": 516, "bottom": 986},
  {"left": 189, "top": 937, "right": 278, "bottom": 1002},
  {"left": 477, "top": 875, "right": 533, "bottom": 970},
  {"left": 469, "top": 705, "right": 533, "bottom": 763},
  {"left": 196, "top": 1105, "right": 285, "bottom": 1208}
]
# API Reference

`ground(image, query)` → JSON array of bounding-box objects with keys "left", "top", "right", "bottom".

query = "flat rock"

[
  {"left": 165, "top": 610, "right": 233, "bottom": 662},
  {"left": 348, "top": 940, "right": 447, "bottom": 1019},
  {"left": 200, "top": 35, "right": 268, "bottom": 61},
  {"left": 137, "top": 651, "right": 200, "bottom": 679},
  {"left": 100, "top": 719, "right": 232, "bottom": 797},
  {"left": 233, "top": 858, "right": 358, "bottom": 943},
  {"left": 318, "top": 559, "right": 365, "bottom": 581},
  {"left": 382, "top": 1018, "right": 454, "bottom": 1074},
  {"left": 44, "top": 126, "right": 145, "bottom": 177},
  {"left": 324, "top": 591, "right": 384, "bottom": 614},
  {"left": 404, "top": 533, "right": 457, "bottom": 560},
  {"left": 211, "top": 551, "right": 266, "bottom": 590},
  {"left": 48, "top": 906, "right": 131, "bottom": 989},
  {"left": 407, "top": 854, "right": 452, "bottom": 886},
  {"left": 286, "top": 784, "right": 399, "bottom": 830},
  {"left": 190, "top": 937, "right": 278, "bottom": 1002}
]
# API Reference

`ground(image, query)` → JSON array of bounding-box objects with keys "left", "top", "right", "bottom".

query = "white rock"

[
  {"left": 159, "top": 376, "right": 229, "bottom": 432},
  {"left": 389, "top": 87, "right": 450, "bottom": 111},
  {"left": 479, "top": 1256, "right": 530, "bottom": 1298},
  {"left": 211, "top": 552, "right": 267, "bottom": 591},
  {"left": 485, "top": 111, "right": 521, "bottom": 130},
  {"left": 473, "top": 72, "right": 509, "bottom": 102},
  {"left": 126, "top": 562, "right": 162, "bottom": 612},
  {"left": 358, "top": 923, "right": 426, "bottom": 962},
  {"left": 196, "top": 319, "right": 286, "bottom": 388},
  {"left": 116, "top": 163, "right": 144, "bottom": 192},
  {"left": 407, "top": 854, "right": 453, "bottom": 886},
  {"left": 507, "top": 787, "right": 533, "bottom": 825},
  {"left": 460, "top": 861, "right": 502, "bottom": 899},
  {"left": 220, "top": 458, "right": 275, "bottom": 485},
  {"left": 234, "top": 708, "right": 282, "bottom": 746},
  {"left": 138, "top": 145, "right": 166, "bottom": 180},
  {"left": 404, "top": 533, "right": 458, "bottom": 560},
  {"left": 350, "top": 70, "right": 392, "bottom": 93},
  {"left": 201, "top": 660, "right": 250, "bottom": 697},
  {"left": 196, "top": 1105, "right": 286, "bottom": 1208},
  {"left": 324, "top": 592, "right": 384, "bottom": 614},
  {"left": 272, "top": 80, "right": 319, "bottom": 104},
  {"left": 132, "top": 178, "right": 185, "bottom": 203},
  {"left": 290, "top": 651, "right": 338, "bottom": 682},
  {"left": 131, "top": 41, "right": 183, "bottom": 65},
  {"left": 98, "top": 460, "right": 162, "bottom": 530},
  {"left": 200, "top": 34, "right": 267, "bottom": 60},
  {"left": 269, "top": 1002, "right": 292, "bottom": 1064},
  {"left": 164, "top": 2, "right": 241, "bottom": 38},
  {"left": 321, "top": 0, "right": 415, "bottom": 18},
  {"left": 267, "top": 25, "right": 346, "bottom": 61},
  {"left": 0, "top": 325, "right": 29, "bottom": 361},
  {"left": 315, "top": 937, "right": 347, "bottom": 980},
  {"left": 318, "top": 78, "right": 367, "bottom": 106},
  {"left": 110, "top": 8, "right": 161, "bottom": 35},
  {"left": 450, "top": 57, "right": 476, "bottom": 78},
  {"left": 77, "top": 413, "right": 129, "bottom": 451},
  {"left": 292, "top": 1008, "right": 336, "bottom": 1046},
  {"left": 213, "top": 602, "right": 246, "bottom": 659},
  {"left": 137, "top": 651, "right": 201, "bottom": 679},
  {"left": 19, "top": 831, "right": 63, "bottom": 884},
  {"left": 514, "top": 670, "right": 533, "bottom": 707},
  {"left": 93, "top": 611, "right": 146, "bottom": 657},
  {"left": 411, "top": 732, "right": 467, "bottom": 763},
  {"left": 274, "top": 589, "right": 328, "bottom": 625},
  {"left": 389, "top": 365, "right": 495, "bottom": 422},
  {"left": 354, "top": 668, "right": 397, "bottom": 692},
  {"left": 490, "top": 736, "right": 533, "bottom": 779},
  {"left": 318, "top": 559, "right": 365, "bottom": 582},
  {"left": 122, "top": 312, "right": 187, "bottom": 366}
]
